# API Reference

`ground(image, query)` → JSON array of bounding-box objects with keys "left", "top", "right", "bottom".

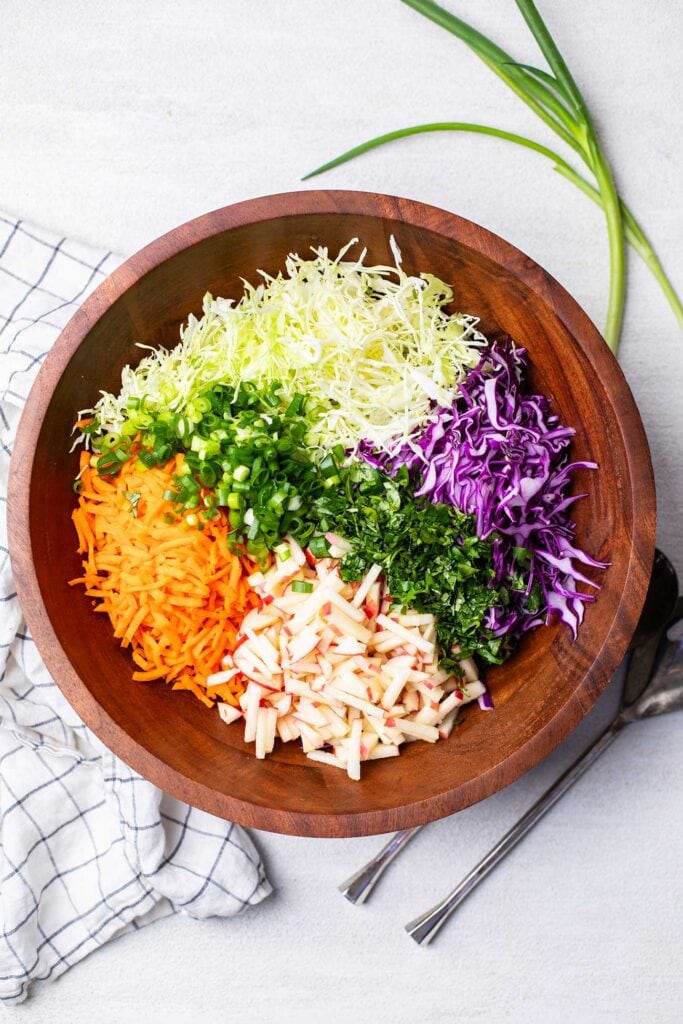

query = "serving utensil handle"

[
  {"left": 339, "top": 827, "right": 423, "bottom": 904},
  {"left": 405, "top": 719, "right": 624, "bottom": 945}
]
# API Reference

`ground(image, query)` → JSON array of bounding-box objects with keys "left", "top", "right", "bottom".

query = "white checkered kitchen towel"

[{"left": 0, "top": 215, "right": 272, "bottom": 1005}]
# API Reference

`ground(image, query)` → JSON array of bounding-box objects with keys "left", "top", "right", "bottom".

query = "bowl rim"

[{"left": 8, "top": 189, "right": 656, "bottom": 836}]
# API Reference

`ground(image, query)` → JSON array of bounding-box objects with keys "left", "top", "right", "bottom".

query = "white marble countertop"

[{"left": 2, "top": 1, "right": 682, "bottom": 1021}]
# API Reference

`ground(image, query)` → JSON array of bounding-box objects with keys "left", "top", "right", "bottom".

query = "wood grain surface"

[{"left": 7, "top": 190, "right": 656, "bottom": 837}]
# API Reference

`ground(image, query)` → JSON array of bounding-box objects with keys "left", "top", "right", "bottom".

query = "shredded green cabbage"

[{"left": 88, "top": 239, "right": 486, "bottom": 453}]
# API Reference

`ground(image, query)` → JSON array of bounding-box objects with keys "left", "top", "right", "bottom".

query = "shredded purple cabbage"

[
  {"left": 359, "top": 341, "right": 607, "bottom": 646},
  {"left": 477, "top": 687, "right": 495, "bottom": 711}
]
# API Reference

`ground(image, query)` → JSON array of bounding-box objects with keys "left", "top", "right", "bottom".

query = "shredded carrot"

[{"left": 70, "top": 452, "right": 256, "bottom": 708}]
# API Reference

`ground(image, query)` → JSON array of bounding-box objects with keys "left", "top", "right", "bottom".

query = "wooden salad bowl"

[{"left": 8, "top": 191, "right": 655, "bottom": 837}]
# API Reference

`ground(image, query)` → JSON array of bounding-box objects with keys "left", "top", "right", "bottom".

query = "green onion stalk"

[{"left": 304, "top": 0, "right": 682, "bottom": 354}]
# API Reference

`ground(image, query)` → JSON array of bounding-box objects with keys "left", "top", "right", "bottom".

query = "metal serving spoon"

[
  {"left": 339, "top": 550, "right": 678, "bottom": 907},
  {"left": 406, "top": 589, "right": 682, "bottom": 945}
]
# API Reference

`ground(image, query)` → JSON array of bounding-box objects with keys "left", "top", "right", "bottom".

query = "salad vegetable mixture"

[{"left": 71, "top": 242, "right": 605, "bottom": 779}]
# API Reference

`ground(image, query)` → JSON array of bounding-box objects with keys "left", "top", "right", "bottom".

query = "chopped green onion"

[
  {"left": 124, "top": 491, "right": 141, "bottom": 517},
  {"left": 137, "top": 449, "right": 158, "bottom": 469},
  {"left": 96, "top": 452, "right": 121, "bottom": 476},
  {"left": 291, "top": 580, "right": 314, "bottom": 593},
  {"left": 319, "top": 454, "right": 339, "bottom": 478},
  {"left": 308, "top": 536, "right": 330, "bottom": 558},
  {"left": 268, "top": 488, "right": 289, "bottom": 508},
  {"left": 97, "top": 433, "right": 119, "bottom": 451},
  {"left": 285, "top": 394, "right": 305, "bottom": 417},
  {"left": 199, "top": 463, "right": 217, "bottom": 487},
  {"left": 275, "top": 542, "right": 292, "bottom": 562}
]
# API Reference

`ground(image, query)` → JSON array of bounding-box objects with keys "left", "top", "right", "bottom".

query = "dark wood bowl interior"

[{"left": 8, "top": 191, "right": 655, "bottom": 836}]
